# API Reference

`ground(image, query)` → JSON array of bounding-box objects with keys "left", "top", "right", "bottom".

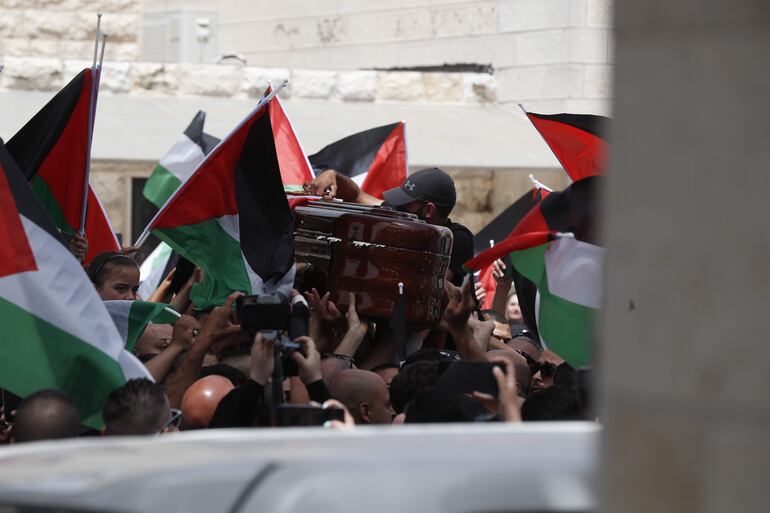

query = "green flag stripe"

[
  {"left": 155, "top": 218, "right": 251, "bottom": 308},
  {"left": 126, "top": 302, "right": 178, "bottom": 352},
  {"left": 0, "top": 297, "right": 127, "bottom": 429},
  {"left": 509, "top": 242, "right": 593, "bottom": 367},
  {"left": 537, "top": 276, "right": 594, "bottom": 368},
  {"left": 508, "top": 243, "right": 549, "bottom": 284},
  {"left": 30, "top": 175, "right": 77, "bottom": 236},
  {"left": 143, "top": 164, "right": 183, "bottom": 209}
]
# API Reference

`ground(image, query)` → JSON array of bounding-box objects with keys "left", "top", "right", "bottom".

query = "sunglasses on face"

[{"left": 538, "top": 362, "right": 558, "bottom": 379}]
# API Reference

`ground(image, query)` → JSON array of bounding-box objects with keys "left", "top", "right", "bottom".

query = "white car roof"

[{"left": 0, "top": 422, "right": 598, "bottom": 513}]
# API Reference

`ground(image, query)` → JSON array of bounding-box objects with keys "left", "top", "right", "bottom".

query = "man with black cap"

[{"left": 308, "top": 168, "right": 474, "bottom": 285}]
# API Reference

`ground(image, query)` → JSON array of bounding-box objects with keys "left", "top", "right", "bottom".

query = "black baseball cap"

[{"left": 382, "top": 167, "right": 457, "bottom": 210}]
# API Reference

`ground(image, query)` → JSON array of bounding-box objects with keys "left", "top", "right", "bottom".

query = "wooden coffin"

[{"left": 294, "top": 201, "right": 453, "bottom": 326}]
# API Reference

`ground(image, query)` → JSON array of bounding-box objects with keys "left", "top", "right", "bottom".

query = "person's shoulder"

[{"left": 446, "top": 219, "right": 473, "bottom": 241}]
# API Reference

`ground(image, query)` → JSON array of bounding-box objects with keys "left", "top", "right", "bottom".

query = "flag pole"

[
  {"left": 528, "top": 174, "right": 554, "bottom": 192},
  {"left": 517, "top": 103, "right": 527, "bottom": 114},
  {"left": 79, "top": 13, "right": 102, "bottom": 234},
  {"left": 133, "top": 80, "right": 289, "bottom": 248}
]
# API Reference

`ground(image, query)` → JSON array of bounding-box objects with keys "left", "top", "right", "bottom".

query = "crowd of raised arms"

[{"left": 1, "top": 167, "right": 591, "bottom": 444}]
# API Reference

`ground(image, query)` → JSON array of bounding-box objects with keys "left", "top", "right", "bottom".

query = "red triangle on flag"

[
  {"left": 0, "top": 162, "right": 37, "bottom": 278},
  {"left": 267, "top": 88, "right": 314, "bottom": 188},
  {"left": 361, "top": 122, "right": 408, "bottom": 199}
]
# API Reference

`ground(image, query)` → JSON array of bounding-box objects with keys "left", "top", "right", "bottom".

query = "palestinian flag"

[
  {"left": 137, "top": 96, "right": 296, "bottom": 309},
  {"left": 143, "top": 111, "right": 219, "bottom": 209},
  {"left": 474, "top": 187, "right": 550, "bottom": 329},
  {"left": 466, "top": 177, "right": 603, "bottom": 367},
  {"left": 6, "top": 68, "right": 120, "bottom": 264},
  {"left": 137, "top": 241, "right": 176, "bottom": 300},
  {"left": 524, "top": 110, "right": 609, "bottom": 182},
  {"left": 265, "top": 88, "right": 315, "bottom": 191},
  {"left": 308, "top": 122, "right": 408, "bottom": 199},
  {"left": 0, "top": 142, "right": 151, "bottom": 428},
  {"left": 104, "top": 300, "right": 180, "bottom": 352}
]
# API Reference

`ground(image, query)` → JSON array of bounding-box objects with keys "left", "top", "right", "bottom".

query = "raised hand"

[{"left": 289, "top": 336, "right": 323, "bottom": 385}]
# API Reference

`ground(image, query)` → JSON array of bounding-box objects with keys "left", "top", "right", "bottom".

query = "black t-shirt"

[{"left": 446, "top": 219, "right": 474, "bottom": 287}]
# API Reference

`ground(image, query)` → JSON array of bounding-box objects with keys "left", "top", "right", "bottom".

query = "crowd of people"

[{"left": 0, "top": 167, "right": 591, "bottom": 444}]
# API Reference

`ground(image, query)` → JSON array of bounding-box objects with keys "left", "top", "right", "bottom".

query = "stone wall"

[
  {"left": 0, "top": 0, "right": 140, "bottom": 61},
  {"left": 214, "top": 0, "right": 614, "bottom": 114},
  {"left": 0, "top": 56, "right": 496, "bottom": 104}
]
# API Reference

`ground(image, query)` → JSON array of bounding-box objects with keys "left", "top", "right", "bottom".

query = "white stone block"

[
  {"left": 177, "top": 64, "right": 241, "bottom": 97},
  {"left": 62, "top": 59, "right": 92, "bottom": 82},
  {"left": 291, "top": 69, "right": 336, "bottom": 99},
  {"left": 515, "top": 30, "right": 566, "bottom": 66},
  {"left": 334, "top": 70, "right": 377, "bottom": 101},
  {"left": 24, "top": 9, "right": 81, "bottom": 40},
  {"left": 567, "top": 28, "right": 610, "bottom": 63},
  {"left": 59, "top": 40, "right": 99, "bottom": 61},
  {"left": 584, "top": 64, "right": 612, "bottom": 98},
  {"left": 0, "top": 9, "right": 25, "bottom": 38},
  {"left": 1, "top": 38, "right": 30, "bottom": 56},
  {"left": 241, "top": 67, "right": 291, "bottom": 99},
  {"left": 497, "top": 64, "right": 585, "bottom": 102},
  {"left": 99, "top": 12, "right": 139, "bottom": 42},
  {"left": 461, "top": 73, "right": 497, "bottom": 103},
  {"left": 105, "top": 42, "right": 140, "bottom": 62},
  {"left": 26, "top": 38, "right": 61, "bottom": 59},
  {"left": 1, "top": 56, "right": 63, "bottom": 91},
  {"left": 587, "top": 0, "right": 613, "bottom": 27},
  {"left": 422, "top": 73, "right": 463, "bottom": 103},
  {"left": 432, "top": 2, "right": 499, "bottom": 38},
  {"left": 499, "top": 0, "right": 572, "bottom": 32},
  {"left": 100, "top": 61, "right": 132, "bottom": 93},
  {"left": 129, "top": 62, "right": 179, "bottom": 94},
  {"left": 376, "top": 72, "right": 425, "bottom": 102}
]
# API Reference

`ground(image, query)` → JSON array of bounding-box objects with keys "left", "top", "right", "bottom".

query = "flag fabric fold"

[
  {"left": 308, "top": 121, "right": 408, "bottom": 199},
  {"left": 104, "top": 300, "right": 180, "bottom": 352},
  {"left": 0, "top": 142, "right": 150, "bottom": 428},
  {"left": 6, "top": 68, "right": 119, "bottom": 264},
  {"left": 265, "top": 88, "right": 315, "bottom": 191},
  {"left": 524, "top": 111, "right": 609, "bottom": 182},
  {"left": 143, "top": 111, "right": 220, "bottom": 210},
  {"left": 465, "top": 177, "right": 602, "bottom": 367},
  {"left": 138, "top": 97, "right": 296, "bottom": 309}
]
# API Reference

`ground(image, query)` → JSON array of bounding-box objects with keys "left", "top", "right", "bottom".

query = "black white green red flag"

[
  {"left": 143, "top": 111, "right": 220, "bottom": 210},
  {"left": 523, "top": 109, "right": 609, "bottom": 182},
  {"left": 0, "top": 142, "right": 151, "bottom": 428},
  {"left": 308, "top": 122, "right": 408, "bottom": 199},
  {"left": 264, "top": 87, "right": 315, "bottom": 192},
  {"left": 465, "top": 177, "right": 604, "bottom": 367},
  {"left": 6, "top": 68, "right": 119, "bottom": 264},
  {"left": 135, "top": 90, "right": 296, "bottom": 309}
]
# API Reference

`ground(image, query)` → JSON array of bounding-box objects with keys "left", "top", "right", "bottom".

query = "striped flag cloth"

[
  {"left": 265, "top": 86, "right": 315, "bottom": 191},
  {"left": 308, "top": 121, "right": 408, "bottom": 199},
  {"left": 524, "top": 111, "right": 610, "bottom": 182},
  {"left": 103, "top": 300, "right": 180, "bottom": 352},
  {"left": 466, "top": 177, "right": 603, "bottom": 367},
  {"left": 6, "top": 68, "right": 119, "bottom": 264},
  {"left": 143, "top": 111, "right": 220, "bottom": 209},
  {"left": 136, "top": 94, "right": 296, "bottom": 309},
  {"left": 0, "top": 142, "right": 150, "bottom": 428}
]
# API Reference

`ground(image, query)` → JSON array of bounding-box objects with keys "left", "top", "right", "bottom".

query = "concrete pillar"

[{"left": 599, "top": 1, "right": 770, "bottom": 512}]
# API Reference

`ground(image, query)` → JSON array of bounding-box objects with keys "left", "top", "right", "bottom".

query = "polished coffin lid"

[{"left": 294, "top": 201, "right": 453, "bottom": 325}]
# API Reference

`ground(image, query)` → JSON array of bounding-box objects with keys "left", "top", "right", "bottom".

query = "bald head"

[
  {"left": 486, "top": 350, "right": 531, "bottom": 398},
  {"left": 13, "top": 390, "right": 80, "bottom": 443},
  {"left": 181, "top": 375, "right": 234, "bottom": 429},
  {"left": 329, "top": 369, "right": 394, "bottom": 424}
]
